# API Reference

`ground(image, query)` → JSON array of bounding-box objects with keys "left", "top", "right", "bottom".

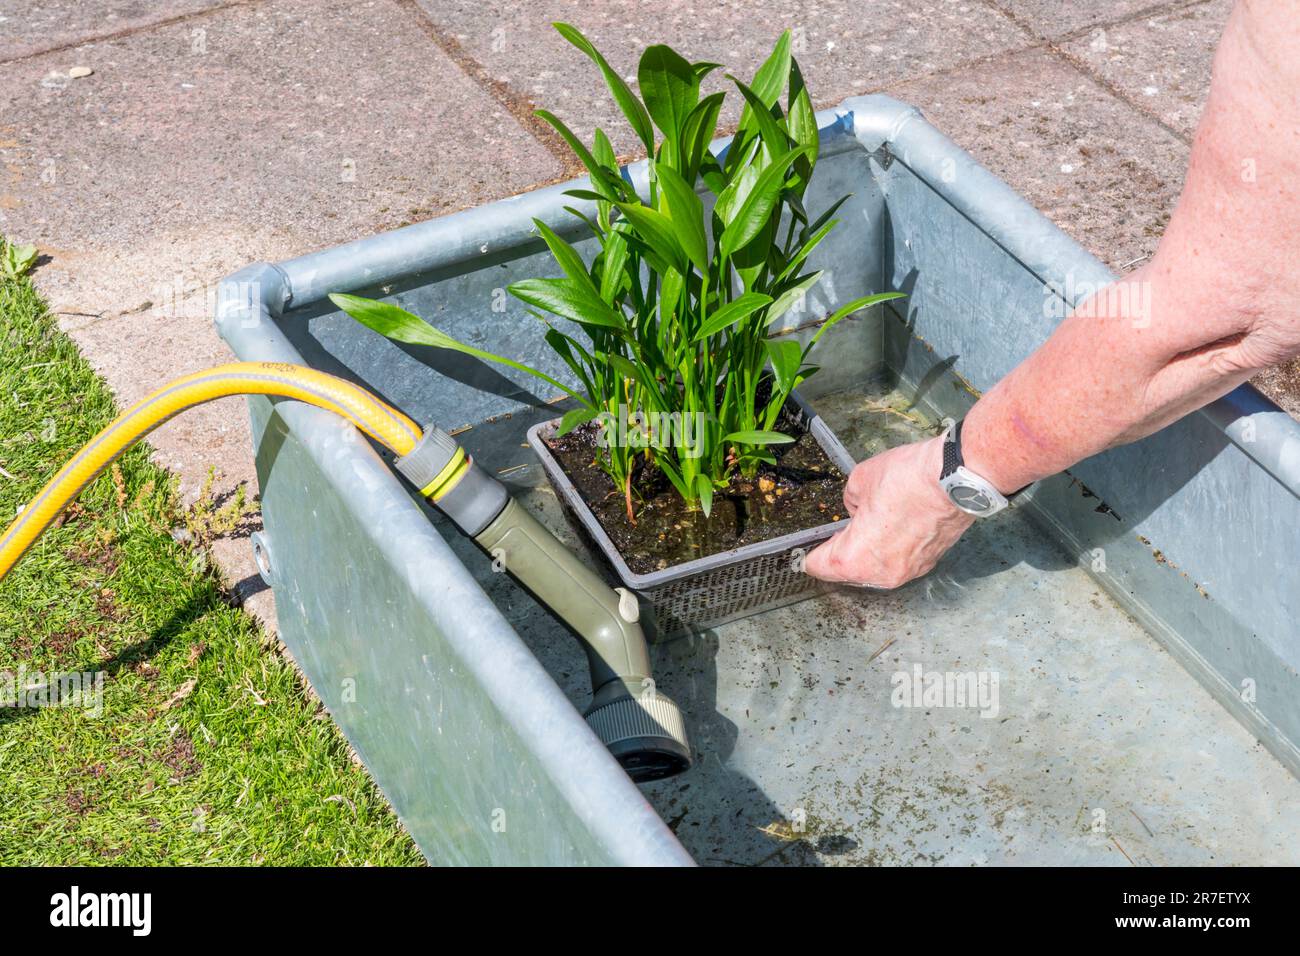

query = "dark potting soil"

[{"left": 545, "top": 420, "right": 848, "bottom": 576}]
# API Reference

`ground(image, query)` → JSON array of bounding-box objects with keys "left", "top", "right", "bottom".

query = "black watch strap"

[
  {"left": 941, "top": 419, "right": 1028, "bottom": 496},
  {"left": 940, "top": 419, "right": 965, "bottom": 481}
]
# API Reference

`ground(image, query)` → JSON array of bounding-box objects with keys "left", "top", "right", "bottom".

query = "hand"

[{"left": 803, "top": 436, "right": 975, "bottom": 588}]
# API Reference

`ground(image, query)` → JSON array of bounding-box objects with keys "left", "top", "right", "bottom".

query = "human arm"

[{"left": 804, "top": 0, "right": 1300, "bottom": 587}]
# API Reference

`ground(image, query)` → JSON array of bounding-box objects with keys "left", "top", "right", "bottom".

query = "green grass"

[{"left": 0, "top": 242, "right": 423, "bottom": 865}]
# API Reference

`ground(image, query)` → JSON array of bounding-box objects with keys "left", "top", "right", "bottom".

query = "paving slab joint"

[
  {"left": 391, "top": 0, "right": 584, "bottom": 175},
  {"left": 0, "top": 0, "right": 262, "bottom": 67},
  {"left": 976, "top": 0, "right": 1215, "bottom": 146}
]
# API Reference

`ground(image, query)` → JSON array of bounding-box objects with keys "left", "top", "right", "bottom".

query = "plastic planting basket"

[{"left": 527, "top": 390, "right": 854, "bottom": 639}]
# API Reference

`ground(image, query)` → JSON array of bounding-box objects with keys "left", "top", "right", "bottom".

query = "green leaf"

[
  {"left": 765, "top": 338, "right": 802, "bottom": 394},
  {"left": 766, "top": 271, "right": 824, "bottom": 325},
  {"left": 718, "top": 145, "right": 815, "bottom": 261},
  {"left": 777, "top": 220, "right": 837, "bottom": 282},
  {"left": 593, "top": 128, "right": 618, "bottom": 168},
  {"left": 730, "top": 30, "right": 792, "bottom": 171},
  {"left": 806, "top": 291, "right": 908, "bottom": 352},
  {"left": 532, "top": 218, "right": 591, "bottom": 287},
  {"left": 3, "top": 243, "right": 37, "bottom": 278},
  {"left": 560, "top": 205, "right": 603, "bottom": 242},
  {"left": 614, "top": 201, "right": 687, "bottom": 272},
  {"left": 597, "top": 228, "right": 630, "bottom": 304},
  {"left": 554, "top": 22, "right": 655, "bottom": 154},
  {"left": 657, "top": 457, "right": 691, "bottom": 500},
  {"left": 680, "top": 92, "right": 725, "bottom": 182},
  {"left": 534, "top": 109, "right": 622, "bottom": 203},
  {"left": 784, "top": 190, "right": 809, "bottom": 226},
  {"left": 693, "top": 292, "right": 774, "bottom": 342},
  {"left": 749, "top": 31, "right": 793, "bottom": 109},
  {"left": 659, "top": 266, "right": 684, "bottom": 324},
  {"left": 695, "top": 474, "right": 714, "bottom": 517},
  {"left": 545, "top": 327, "right": 597, "bottom": 396},
  {"left": 730, "top": 215, "right": 775, "bottom": 292},
  {"left": 558, "top": 405, "right": 602, "bottom": 437},
  {"left": 714, "top": 159, "right": 758, "bottom": 228},
  {"left": 509, "top": 277, "right": 627, "bottom": 331},
  {"left": 327, "top": 293, "right": 443, "bottom": 348},
  {"left": 698, "top": 152, "right": 727, "bottom": 195},
  {"left": 801, "top": 194, "right": 850, "bottom": 243},
  {"left": 618, "top": 230, "right": 673, "bottom": 278},
  {"left": 602, "top": 351, "right": 650, "bottom": 390},
  {"left": 329, "top": 293, "right": 589, "bottom": 405},
  {"left": 638, "top": 44, "right": 698, "bottom": 143},
  {"left": 692, "top": 61, "right": 722, "bottom": 83},
  {"left": 562, "top": 188, "right": 609, "bottom": 203},
  {"left": 724, "top": 429, "right": 795, "bottom": 445},
  {"left": 786, "top": 57, "right": 818, "bottom": 194},
  {"left": 728, "top": 74, "right": 792, "bottom": 157},
  {"left": 654, "top": 164, "right": 708, "bottom": 273}
]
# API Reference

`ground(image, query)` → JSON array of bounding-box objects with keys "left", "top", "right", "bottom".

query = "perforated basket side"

[{"left": 639, "top": 540, "right": 836, "bottom": 639}]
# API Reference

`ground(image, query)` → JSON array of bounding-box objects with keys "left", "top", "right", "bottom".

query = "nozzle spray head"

[{"left": 584, "top": 680, "right": 692, "bottom": 784}]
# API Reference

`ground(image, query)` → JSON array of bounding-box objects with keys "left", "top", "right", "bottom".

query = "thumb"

[{"left": 802, "top": 532, "right": 843, "bottom": 582}]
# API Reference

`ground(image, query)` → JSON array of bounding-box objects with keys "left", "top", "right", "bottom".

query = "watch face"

[{"left": 947, "top": 484, "right": 992, "bottom": 514}]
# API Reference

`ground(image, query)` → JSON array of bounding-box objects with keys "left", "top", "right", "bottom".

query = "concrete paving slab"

[
  {"left": 416, "top": 0, "right": 1036, "bottom": 159},
  {"left": 1058, "top": 0, "right": 1230, "bottom": 141},
  {"left": 1254, "top": 362, "right": 1300, "bottom": 421},
  {"left": 0, "top": 0, "right": 230, "bottom": 61},
  {"left": 0, "top": 0, "right": 563, "bottom": 624},
  {"left": 986, "top": 0, "right": 1189, "bottom": 40},
  {"left": 886, "top": 46, "right": 1189, "bottom": 273}
]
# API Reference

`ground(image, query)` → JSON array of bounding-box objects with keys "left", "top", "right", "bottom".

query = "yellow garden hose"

[
  {"left": 0, "top": 357, "right": 693, "bottom": 779},
  {"left": 0, "top": 361, "right": 425, "bottom": 584}
]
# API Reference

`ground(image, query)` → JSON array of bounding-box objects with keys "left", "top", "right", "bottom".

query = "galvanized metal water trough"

[{"left": 215, "top": 95, "right": 1300, "bottom": 866}]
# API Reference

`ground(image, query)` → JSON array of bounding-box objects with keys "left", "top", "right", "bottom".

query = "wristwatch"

[{"left": 938, "top": 419, "right": 1023, "bottom": 517}]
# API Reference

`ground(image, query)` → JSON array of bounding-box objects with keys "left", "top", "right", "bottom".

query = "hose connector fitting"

[{"left": 395, "top": 424, "right": 508, "bottom": 536}]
